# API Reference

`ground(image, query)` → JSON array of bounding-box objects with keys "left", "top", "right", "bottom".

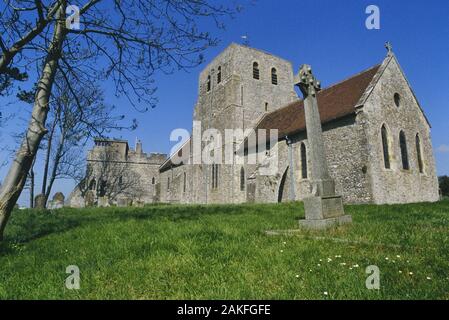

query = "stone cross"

[
  {"left": 385, "top": 42, "right": 393, "bottom": 56},
  {"left": 295, "top": 65, "right": 333, "bottom": 197},
  {"left": 294, "top": 65, "right": 352, "bottom": 229}
]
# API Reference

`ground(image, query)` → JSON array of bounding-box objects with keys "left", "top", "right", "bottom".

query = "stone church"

[{"left": 68, "top": 43, "right": 439, "bottom": 207}]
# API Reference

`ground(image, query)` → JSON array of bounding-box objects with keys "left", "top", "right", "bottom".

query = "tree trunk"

[
  {"left": 0, "top": 4, "right": 67, "bottom": 241},
  {"left": 45, "top": 132, "right": 65, "bottom": 202},
  {"left": 41, "top": 115, "right": 58, "bottom": 203},
  {"left": 29, "top": 166, "right": 35, "bottom": 209}
]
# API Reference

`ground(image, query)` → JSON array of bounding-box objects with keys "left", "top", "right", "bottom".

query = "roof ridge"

[
  {"left": 263, "top": 63, "right": 381, "bottom": 117},
  {"left": 319, "top": 63, "right": 381, "bottom": 94}
]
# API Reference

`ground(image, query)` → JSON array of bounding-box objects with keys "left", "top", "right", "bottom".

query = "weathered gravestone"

[
  {"left": 48, "top": 192, "right": 65, "bottom": 209},
  {"left": 34, "top": 194, "right": 46, "bottom": 209},
  {"left": 117, "top": 197, "right": 132, "bottom": 207},
  {"left": 97, "top": 197, "right": 110, "bottom": 207},
  {"left": 294, "top": 65, "right": 352, "bottom": 229}
]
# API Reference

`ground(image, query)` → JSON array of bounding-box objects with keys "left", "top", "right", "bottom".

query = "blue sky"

[{"left": 1, "top": 0, "right": 448, "bottom": 206}]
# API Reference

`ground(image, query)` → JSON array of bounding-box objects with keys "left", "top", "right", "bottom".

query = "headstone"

[
  {"left": 53, "top": 192, "right": 65, "bottom": 203},
  {"left": 133, "top": 200, "right": 144, "bottom": 208},
  {"left": 294, "top": 65, "right": 352, "bottom": 229},
  {"left": 117, "top": 197, "right": 132, "bottom": 207},
  {"left": 34, "top": 194, "right": 47, "bottom": 209},
  {"left": 48, "top": 192, "right": 65, "bottom": 209},
  {"left": 97, "top": 197, "right": 110, "bottom": 207}
]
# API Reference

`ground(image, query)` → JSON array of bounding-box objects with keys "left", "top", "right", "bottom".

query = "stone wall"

[
  {"left": 163, "top": 43, "right": 299, "bottom": 205},
  {"left": 252, "top": 114, "right": 372, "bottom": 204},
  {"left": 362, "top": 57, "right": 439, "bottom": 204},
  {"left": 69, "top": 140, "right": 167, "bottom": 207}
]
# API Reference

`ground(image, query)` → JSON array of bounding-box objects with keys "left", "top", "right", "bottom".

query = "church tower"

[
  {"left": 191, "top": 44, "right": 297, "bottom": 204},
  {"left": 193, "top": 43, "right": 296, "bottom": 134}
]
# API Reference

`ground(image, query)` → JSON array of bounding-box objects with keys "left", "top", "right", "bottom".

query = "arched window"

[
  {"left": 253, "top": 62, "right": 260, "bottom": 80},
  {"left": 416, "top": 134, "right": 424, "bottom": 173},
  {"left": 265, "top": 102, "right": 268, "bottom": 112},
  {"left": 211, "top": 164, "right": 215, "bottom": 189},
  {"left": 99, "top": 180, "right": 107, "bottom": 197},
  {"left": 211, "top": 164, "right": 219, "bottom": 189},
  {"left": 399, "top": 130, "right": 409, "bottom": 170},
  {"left": 271, "top": 68, "right": 278, "bottom": 85},
  {"left": 240, "top": 167, "right": 245, "bottom": 191},
  {"left": 215, "top": 164, "right": 219, "bottom": 189},
  {"left": 300, "top": 143, "right": 308, "bottom": 179},
  {"left": 183, "top": 172, "right": 187, "bottom": 193},
  {"left": 217, "top": 66, "right": 222, "bottom": 84},
  {"left": 89, "top": 179, "right": 96, "bottom": 191},
  {"left": 152, "top": 177, "right": 155, "bottom": 185},
  {"left": 381, "top": 125, "right": 391, "bottom": 169},
  {"left": 207, "top": 75, "right": 211, "bottom": 92},
  {"left": 394, "top": 93, "right": 401, "bottom": 107}
]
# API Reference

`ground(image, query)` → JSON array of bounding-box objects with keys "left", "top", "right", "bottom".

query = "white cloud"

[{"left": 437, "top": 144, "right": 449, "bottom": 153}]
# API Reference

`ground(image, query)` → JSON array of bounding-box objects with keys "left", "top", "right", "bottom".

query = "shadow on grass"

[{"left": 1, "top": 202, "right": 300, "bottom": 250}]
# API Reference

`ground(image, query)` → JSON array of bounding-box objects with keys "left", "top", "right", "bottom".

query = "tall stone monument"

[{"left": 295, "top": 65, "right": 352, "bottom": 229}]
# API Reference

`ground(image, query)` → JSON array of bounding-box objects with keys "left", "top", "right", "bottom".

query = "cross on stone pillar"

[{"left": 294, "top": 65, "right": 352, "bottom": 229}]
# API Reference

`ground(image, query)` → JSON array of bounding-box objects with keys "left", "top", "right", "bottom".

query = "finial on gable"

[
  {"left": 241, "top": 35, "right": 250, "bottom": 46},
  {"left": 385, "top": 41, "right": 393, "bottom": 56}
]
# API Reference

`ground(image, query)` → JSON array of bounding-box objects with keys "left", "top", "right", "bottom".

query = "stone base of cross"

[{"left": 295, "top": 65, "right": 352, "bottom": 230}]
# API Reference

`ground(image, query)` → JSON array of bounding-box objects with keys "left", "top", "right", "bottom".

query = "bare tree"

[
  {"left": 40, "top": 75, "right": 133, "bottom": 207},
  {"left": 23, "top": 157, "right": 37, "bottom": 208},
  {"left": 0, "top": 0, "right": 238, "bottom": 240},
  {"left": 83, "top": 146, "right": 145, "bottom": 204}
]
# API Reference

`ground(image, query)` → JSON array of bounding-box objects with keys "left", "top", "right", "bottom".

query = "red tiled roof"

[{"left": 255, "top": 64, "right": 381, "bottom": 138}]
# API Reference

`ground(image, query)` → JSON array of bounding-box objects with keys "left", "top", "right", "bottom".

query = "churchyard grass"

[{"left": 1, "top": 200, "right": 448, "bottom": 299}]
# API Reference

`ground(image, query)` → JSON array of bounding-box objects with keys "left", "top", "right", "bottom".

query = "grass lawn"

[{"left": 1, "top": 201, "right": 448, "bottom": 300}]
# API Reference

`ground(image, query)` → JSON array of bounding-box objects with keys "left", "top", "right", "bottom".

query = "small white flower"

[
  {"left": 399, "top": 270, "right": 402, "bottom": 274},
  {"left": 409, "top": 272, "right": 413, "bottom": 275},
  {"left": 340, "top": 263, "right": 346, "bottom": 266},
  {"left": 296, "top": 275, "right": 300, "bottom": 278},
  {"left": 426, "top": 277, "right": 431, "bottom": 280},
  {"left": 385, "top": 257, "right": 389, "bottom": 260},
  {"left": 353, "top": 264, "right": 359, "bottom": 268},
  {"left": 327, "top": 258, "right": 332, "bottom": 262},
  {"left": 396, "top": 255, "right": 401, "bottom": 258},
  {"left": 323, "top": 291, "right": 328, "bottom": 296},
  {"left": 283, "top": 242, "right": 287, "bottom": 245},
  {"left": 349, "top": 267, "right": 353, "bottom": 270},
  {"left": 280, "top": 250, "right": 284, "bottom": 253},
  {"left": 317, "top": 264, "right": 321, "bottom": 267},
  {"left": 319, "top": 259, "right": 323, "bottom": 262}
]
